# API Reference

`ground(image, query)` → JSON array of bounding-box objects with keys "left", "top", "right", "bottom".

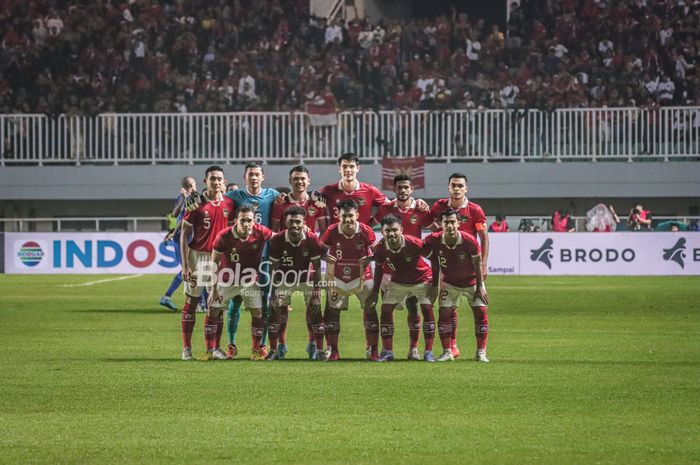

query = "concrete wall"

[{"left": 0, "top": 161, "right": 698, "bottom": 217}]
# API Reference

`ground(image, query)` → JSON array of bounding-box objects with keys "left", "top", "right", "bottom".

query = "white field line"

[{"left": 59, "top": 274, "right": 144, "bottom": 288}]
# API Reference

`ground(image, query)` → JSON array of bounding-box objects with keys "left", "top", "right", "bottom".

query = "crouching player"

[
  {"left": 423, "top": 210, "right": 490, "bottom": 362},
  {"left": 366, "top": 214, "right": 438, "bottom": 362},
  {"left": 320, "top": 199, "right": 377, "bottom": 361},
  {"left": 267, "top": 206, "right": 326, "bottom": 360},
  {"left": 209, "top": 206, "right": 274, "bottom": 360}
]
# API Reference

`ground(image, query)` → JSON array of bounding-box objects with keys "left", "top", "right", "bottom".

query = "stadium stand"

[{"left": 0, "top": 0, "right": 698, "bottom": 115}]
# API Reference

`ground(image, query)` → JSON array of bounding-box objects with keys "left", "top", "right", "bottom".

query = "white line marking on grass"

[{"left": 60, "top": 274, "right": 144, "bottom": 287}]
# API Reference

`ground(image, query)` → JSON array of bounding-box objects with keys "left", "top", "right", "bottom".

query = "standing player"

[
  {"left": 366, "top": 214, "right": 437, "bottom": 362},
  {"left": 209, "top": 206, "right": 274, "bottom": 360},
  {"left": 423, "top": 210, "right": 489, "bottom": 362},
  {"left": 320, "top": 199, "right": 376, "bottom": 361},
  {"left": 180, "top": 166, "right": 235, "bottom": 361},
  {"left": 267, "top": 206, "right": 326, "bottom": 360},
  {"left": 373, "top": 174, "right": 433, "bottom": 359},
  {"left": 320, "top": 153, "right": 389, "bottom": 226},
  {"left": 270, "top": 165, "right": 328, "bottom": 359},
  {"left": 429, "top": 173, "right": 489, "bottom": 359},
  {"left": 189, "top": 162, "right": 281, "bottom": 358}
]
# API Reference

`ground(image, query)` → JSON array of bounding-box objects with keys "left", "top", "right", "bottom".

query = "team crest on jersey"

[
  {"left": 460, "top": 214, "right": 469, "bottom": 223},
  {"left": 459, "top": 253, "right": 467, "bottom": 259},
  {"left": 404, "top": 256, "right": 412, "bottom": 262},
  {"left": 357, "top": 197, "right": 366, "bottom": 206},
  {"left": 342, "top": 266, "right": 352, "bottom": 276},
  {"left": 302, "top": 251, "right": 309, "bottom": 257},
  {"left": 308, "top": 207, "right": 316, "bottom": 216},
  {"left": 409, "top": 215, "right": 418, "bottom": 224},
  {"left": 356, "top": 243, "right": 363, "bottom": 249},
  {"left": 252, "top": 244, "right": 258, "bottom": 250},
  {"left": 250, "top": 202, "right": 259, "bottom": 211},
  {"left": 223, "top": 209, "right": 230, "bottom": 217}
]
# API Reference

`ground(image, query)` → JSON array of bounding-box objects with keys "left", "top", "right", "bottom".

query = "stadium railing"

[
  {"left": 1, "top": 216, "right": 697, "bottom": 233},
  {"left": 1, "top": 107, "right": 698, "bottom": 165}
]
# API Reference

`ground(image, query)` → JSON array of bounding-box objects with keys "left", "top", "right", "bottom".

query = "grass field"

[{"left": 0, "top": 275, "right": 699, "bottom": 465}]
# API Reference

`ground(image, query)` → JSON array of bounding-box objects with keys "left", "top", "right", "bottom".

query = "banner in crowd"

[
  {"left": 381, "top": 156, "right": 426, "bottom": 190},
  {"left": 5, "top": 233, "right": 178, "bottom": 274},
  {"left": 305, "top": 101, "right": 337, "bottom": 126},
  {"left": 4, "top": 232, "right": 698, "bottom": 275}
]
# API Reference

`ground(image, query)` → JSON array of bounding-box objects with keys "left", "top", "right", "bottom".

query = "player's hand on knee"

[{"left": 475, "top": 285, "right": 489, "bottom": 305}]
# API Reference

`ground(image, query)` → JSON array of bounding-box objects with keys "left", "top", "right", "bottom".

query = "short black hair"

[
  {"left": 237, "top": 205, "right": 255, "bottom": 217},
  {"left": 289, "top": 165, "right": 310, "bottom": 176},
  {"left": 393, "top": 174, "right": 411, "bottom": 185},
  {"left": 276, "top": 186, "right": 292, "bottom": 195},
  {"left": 448, "top": 172, "right": 468, "bottom": 184},
  {"left": 284, "top": 206, "right": 307, "bottom": 218},
  {"left": 380, "top": 214, "right": 402, "bottom": 228},
  {"left": 337, "top": 152, "right": 360, "bottom": 166},
  {"left": 244, "top": 161, "right": 264, "bottom": 175},
  {"left": 495, "top": 213, "right": 505, "bottom": 221},
  {"left": 226, "top": 183, "right": 238, "bottom": 191},
  {"left": 441, "top": 209, "right": 460, "bottom": 220},
  {"left": 336, "top": 198, "right": 359, "bottom": 212},
  {"left": 205, "top": 165, "right": 224, "bottom": 178}
]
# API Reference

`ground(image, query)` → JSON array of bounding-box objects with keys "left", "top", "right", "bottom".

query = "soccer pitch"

[{"left": 0, "top": 275, "right": 698, "bottom": 465}]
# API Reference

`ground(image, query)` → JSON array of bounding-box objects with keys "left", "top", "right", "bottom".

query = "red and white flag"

[
  {"left": 305, "top": 100, "right": 337, "bottom": 127},
  {"left": 381, "top": 156, "right": 425, "bottom": 190}
]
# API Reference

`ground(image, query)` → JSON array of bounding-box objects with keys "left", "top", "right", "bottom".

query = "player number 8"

[{"left": 335, "top": 249, "right": 343, "bottom": 259}]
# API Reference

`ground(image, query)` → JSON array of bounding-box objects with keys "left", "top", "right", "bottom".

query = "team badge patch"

[
  {"left": 251, "top": 202, "right": 259, "bottom": 211},
  {"left": 459, "top": 253, "right": 467, "bottom": 259},
  {"left": 308, "top": 207, "right": 316, "bottom": 216},
  {"left": 303, "top": 251, "right": 309, "bottom": 256},
  {"left": 404, "top": 256, "right": 412, "bottom": 262},
  {"left": 252, "top": 244, "right": 258, "bottom": 250},
  {"left": 223, "top": 209, "right": 229, "bottom": 217},
  {"left": 357, "top": 197, "right": 366, "bottom": 206},
  {"left": 409, "top": 215, "right": 418, "bottom": 224}
]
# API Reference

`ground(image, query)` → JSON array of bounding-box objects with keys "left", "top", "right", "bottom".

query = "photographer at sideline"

[{"left": 627, "top": 202, "right": 652, "bottom": 231}]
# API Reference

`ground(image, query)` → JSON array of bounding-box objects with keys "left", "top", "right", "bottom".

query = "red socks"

[
  {"left": 380, "top": 304, "right": 395, "bottom": 351},
  {"left": 181, "top": 299, "right": 196, "bottom": 349},
  {"left": 421, "top": 304, "right": 436, "bottom": 351},
  {"left": 472, "top": 306, "right": 489, "bottom": 351},
  {"left": 438, "top": 308, "right": 453, "bottom": 351}
]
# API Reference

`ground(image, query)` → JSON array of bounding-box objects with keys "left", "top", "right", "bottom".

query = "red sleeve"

[
  {"left": 320, "top": 226, "right": 332, "bottom": 245},
  {"left": 420, "top": 210, "right": 433, "bottom": 228},
  {"left": 373, "top": 205, "right": 389, "bottom": 225},
  {"left": 421, "top": 235, "right": 434, "bottom": 258},
  {"left": 309, "top": 235, "right": 325, "bottom": 259},
  {"left": 212, "top": 229, "right": 226, "bottom": 252},
  {"left": 370, "top": 184, "right": 388, "bottom": 206},
  {"left": 464, "top": 233, "right": 481, "bottom": 256},
  {"left": 473, "top": 205, "right": 487, "bottom": 231},
  {"left": 373, "top": 243, "right": 386, "bottom": 264},
  {"left": 364, "top": 225, "right": 377, "bottom": 246},
  {"left": 183, "top": 208, "right": 198, "bottom": 226},
  {"left": 429, "top": 201, "right": 441, "bottom": 223},
  {"left": 271, "top": 202, "right": 285, "bottom": 223},
  {"left": 261, "top": 225, "right": 274, "bottom": 241}
]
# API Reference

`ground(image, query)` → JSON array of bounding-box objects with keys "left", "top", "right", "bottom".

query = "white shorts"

[
  {"left": 184, "top": 250, "right": 215, "bottom": 298},
  {"left": 210, "top": 282, "right": 263, "bottom": 310},
  {"left": 438, "top": 281, "right": 487, "bottom": 309},
  {"left": 327, "top": 280, "right": 374, "bottom": 310},
  {"left": 383, "top": 281, "right": 432, "bottom": 306},
  {"left": 272, "top": 283, "right": 315, "bottom": 307}
]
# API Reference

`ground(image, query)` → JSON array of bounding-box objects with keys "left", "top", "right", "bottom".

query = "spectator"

[
  {"left": 627, "top": 202, "right": 652, "bottom": 231},
  {"left": 585, "top": 204, "right": 620, "bottom": 232},
  {"left": 488, "top": 214, "right": 509, "bottom": 232},
  {"left": 552, "top": 209, "right": 575, "bottom": 232}
]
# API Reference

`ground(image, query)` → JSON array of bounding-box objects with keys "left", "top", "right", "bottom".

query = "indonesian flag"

[
  {"left": 381, "top": 156, "right": 426, "bottom": 190},
  {"left": 305, "top": 96, "right": 337, "bottom": 126}
]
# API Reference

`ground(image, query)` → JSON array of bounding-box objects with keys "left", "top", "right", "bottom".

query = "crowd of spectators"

[{"left": 1, "top": 0, "right": 699, "bottom": 116}]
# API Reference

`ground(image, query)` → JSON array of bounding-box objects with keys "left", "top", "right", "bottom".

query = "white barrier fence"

[
  {"left": 4, "top": 232, "right": 698, "bottom": 275},
  {"left": 2, "top": 107, "right": 699, "bottom": 165}
]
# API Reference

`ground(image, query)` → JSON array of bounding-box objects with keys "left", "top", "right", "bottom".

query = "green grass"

[{"left": 0, "top": 275, "right": 699, "bottom": 465}]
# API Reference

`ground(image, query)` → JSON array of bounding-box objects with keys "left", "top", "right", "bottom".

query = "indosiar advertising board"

[{"left": 5, "top": 233, "right": 178, "bottom": 274}]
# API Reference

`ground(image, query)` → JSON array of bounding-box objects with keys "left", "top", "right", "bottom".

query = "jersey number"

[
  {"left": 282, "top": 256, "right": 293, "bottom": 267},
  {"left": 229, "top": 252, "right": 240, "bottom": 262},
  {"left": 203, "top": 217, "right": 211, "bottom": 230},
  {"left": 439, "top": 256, "right": 447, "bottom": 268}
]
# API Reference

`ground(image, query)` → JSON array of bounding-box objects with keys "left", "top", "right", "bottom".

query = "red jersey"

[
  {"left": 182, "top": 194, "right": 235, "bottom": 252},
  {"left": 320, "top": 222, "right": 376, "bottom": 281},
  {"left": 321, "top": 180, "right": 388, "bottom": 225},
  {"left": 429, "top": 198, "right": 487, "bottom": 237},
  {"left": 268, "top": 230, "right": 325, "bottom": 273},
  {"left": 212, "top": 223, "right": 273, "bottom": 278},
  {"left": 423, "top": 231, "right": 481, "bottom": 288},
  {"left": 374, "top": 199, "right": 432, "bottom": 238},
  {"left": 372, "top": 235, "right": 432, "bottom": 285},
  {"left": 270, "top": 194, "right": 325, "bottom": 232}
]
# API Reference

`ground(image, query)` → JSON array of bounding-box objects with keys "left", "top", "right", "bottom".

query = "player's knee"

[{"left": 251, "top": 308, "right": 263, "bottom": 318}]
